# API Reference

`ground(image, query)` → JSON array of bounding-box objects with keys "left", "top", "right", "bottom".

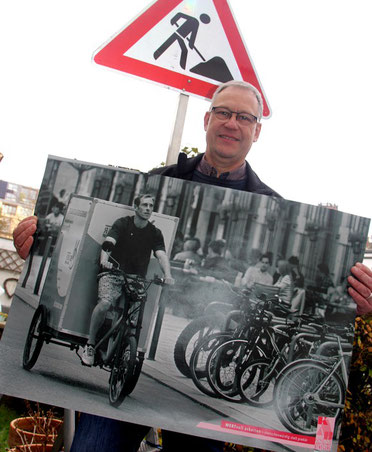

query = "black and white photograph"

[{"left": 0, "top": 155, "right": 370, "bottom": 451}]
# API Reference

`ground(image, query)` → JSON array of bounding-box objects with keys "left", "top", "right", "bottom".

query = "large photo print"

[{"left": 1, "top": 156, "right": 370, "bottom": 451}]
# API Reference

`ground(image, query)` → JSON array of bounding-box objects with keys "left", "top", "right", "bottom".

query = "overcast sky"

[{"left": 1, "top": 0, "right": 371, "bottom": 235}]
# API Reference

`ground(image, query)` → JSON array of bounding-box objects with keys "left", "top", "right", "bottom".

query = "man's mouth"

[{"left": 219, "top": 135, "right": 239, "bottom": 141}]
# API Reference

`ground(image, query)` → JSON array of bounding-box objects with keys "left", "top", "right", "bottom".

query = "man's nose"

[{"left": 224, "top": 114, "right": 239, "bottom": 129}]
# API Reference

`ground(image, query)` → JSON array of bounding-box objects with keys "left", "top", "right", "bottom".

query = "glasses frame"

[{"left": 211, "top": 106, "right": 258, "bottom": 125}]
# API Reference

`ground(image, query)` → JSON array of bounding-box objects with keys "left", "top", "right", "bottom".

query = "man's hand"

[
  {"left": 348, "top": 262, "right": 372, "bottom": 315},
  {"left": 101, "top": 261, "right": 113, "bottom": 270},
  {"left": 13, "top": 216, "right": 37, "bottom": 260},
  {"left": 163, "top": 276, "right": 175, "bottom": 285},
  {"left": 100, "top": 249, "right": 114, "bottom": 270}
]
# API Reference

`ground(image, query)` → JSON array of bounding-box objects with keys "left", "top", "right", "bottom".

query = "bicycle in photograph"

[
  {"left": 22, "top": 267, "right": 164, "bottom": 407},
  {"left": 190, "top": 295, "right": 335, "bottom": 405},
  {"left": 236, "top": 314, "right": 317, "bottom": 407},
  {"left": 189, "top": 295, "right": 261, "bottom": 398},
  {"left": 273, "top": 329, "right": 353, "bottom": 436},
  {"left": 104, "top": 270, "right": 164, "bottom": 406},
  {"left": 173, "top": 280, "right": 247, "bottom": 378},
  {"left": 175, "top": 280, "right": 279, "bottom": 382},
  {"left": 236, "top": 317, "right": 351, "bottom": 408},
  {"left": 191, "top": 295, "right": 294, "bottom": 401},
  {"left": 204, "top": 297, "right": 300, "bottom": 403}
]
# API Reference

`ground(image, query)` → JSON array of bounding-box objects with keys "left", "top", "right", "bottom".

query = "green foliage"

[
  {"left": 180, "top": 146, "right": 200, "bottom": 158},
  {"left": 156, "top": 146, "right": 200, "bottom": 168},
  {"left": 338, "top": 314, "right": 372, "bottom": 451},
  {"left": 0, "top": 403, "right": 19, "bottom": 452}
]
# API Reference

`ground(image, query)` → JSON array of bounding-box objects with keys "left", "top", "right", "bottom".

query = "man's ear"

[
  {"left": 253, "top": 122, "right": 262, "bottom": 142},
  {"left": 204, "top": 111, "right": 211, "bottom": 131}
]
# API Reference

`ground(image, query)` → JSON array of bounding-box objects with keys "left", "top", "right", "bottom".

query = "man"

[
  {"left": 242, "top": 253, "right": 273, "bottom": 289},
  {"left": 39, "top": 202, "right": 64, "bottom": 255},
  {"left": 150, "top": 81, "right": 280, "bottom": 198},
  {"left": 288, "top": 255, "right": 304, "bottom": 289},
  {"left": 82, "top": 193, "right": 174, "bottom": 366},
  {"left": 44, "top": 203, "right": 64, "bottom": 229},
  {"left": 173, "top": 237, "right": 202, "bottom": 264},
  {"left": 288, "top": 256, "right": 306, "bottom": 313},
  {"left": 13, "top": 80, "right": 372, "bottom": 451},
  {"left": 201, "top": 239, "right": 233, "bottom": 281}
]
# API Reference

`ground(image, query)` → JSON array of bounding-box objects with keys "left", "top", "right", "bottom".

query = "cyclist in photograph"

[{"left": 82, "top": 193, "right": 174, "bottom": 366}]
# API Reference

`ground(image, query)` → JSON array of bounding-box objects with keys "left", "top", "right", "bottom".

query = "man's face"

[
  {"left": 260, "top": 257, "right": 270, "bottom": 273},
  {"left": 204, "top": 86, "right": 262, "bottom": 167},
  {"left": 135, "top": 196, "right": 154, "bottom": 221},
  {"left": 52, "top": 206, "right": 60, "bottom": 216}
]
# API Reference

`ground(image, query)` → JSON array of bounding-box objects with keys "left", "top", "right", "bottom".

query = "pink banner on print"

[{"left": 197, "top": 421, "right": 316, "bottom": 449}]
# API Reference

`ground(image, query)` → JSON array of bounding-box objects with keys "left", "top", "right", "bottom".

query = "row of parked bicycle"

[{"left": 173, "top": 283, "right": 353, "bottom": 436}]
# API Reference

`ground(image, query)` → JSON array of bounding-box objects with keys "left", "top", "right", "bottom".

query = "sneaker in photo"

[{"left": 82, "top": 344, "right": 95, "bottom": 366}]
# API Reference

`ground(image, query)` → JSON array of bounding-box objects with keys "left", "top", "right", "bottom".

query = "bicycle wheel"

[
  {"left": 238, "top": 358, "right": 277, "bottom": 407},
  {"left": 207, "top": 339, "right": 263, "bottom": 402},
  {"left": 109, "top": 334, "right": 137, "bottom": 406},
  {"left": 122, "top": 351, "right": 144, "bottom": 396},
  {"left": 23, "top": 305, "right": 47, "bottom": 370},
  {"left": 274, "top": 360, "right": 345, "bottom": 435},
  {"left": 173, "top": 315, "right": 221, "bottom": 378},
  {"left": 190, "top": 332, "right": 232, "bottom": 397}
]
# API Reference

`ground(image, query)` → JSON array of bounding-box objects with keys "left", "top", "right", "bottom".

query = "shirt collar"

[{"left": 196, "top": 155, "right": 247, "bottom": 180}]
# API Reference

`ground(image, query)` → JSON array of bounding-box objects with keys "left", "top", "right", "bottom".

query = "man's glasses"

[{"left": 211, "top": 107, "right": 258, "bottom": 126}]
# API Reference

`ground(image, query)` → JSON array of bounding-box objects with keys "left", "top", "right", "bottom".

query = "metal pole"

[
  {"left": 165, "top": 93, "right": 189, "bottom": 166},
  {"left": 63, "top": 409, "right": 75, "bottom": 452},
  {"left": 21, "top": 252, "right": 34, "bottom": 288},
  {"left": 148, "top": 289, "right": 168, "bottom": 360},
  {"left": 34, "top": 236, "right": 53, "bottom": 295}
]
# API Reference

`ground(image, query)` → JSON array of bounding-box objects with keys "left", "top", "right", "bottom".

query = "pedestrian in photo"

[{"left": 273, "top": 259, "right": 294, "bottom": 304}]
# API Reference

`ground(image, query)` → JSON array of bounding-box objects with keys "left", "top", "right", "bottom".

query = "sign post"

[{"left": 166, "top": 93, "right": 189, "bottom": 165}]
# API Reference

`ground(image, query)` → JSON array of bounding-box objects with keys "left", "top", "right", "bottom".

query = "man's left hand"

[
  {"left": 164, "top": 277, "right": 175, "bottom": 285},
  {"left": 348, "top": 262, "right": 372, "bottom": 315}
]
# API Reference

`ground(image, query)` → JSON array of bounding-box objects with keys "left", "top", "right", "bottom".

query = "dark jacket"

[{"left": 150, "top": 152, "right": 281, "bottom": 198}]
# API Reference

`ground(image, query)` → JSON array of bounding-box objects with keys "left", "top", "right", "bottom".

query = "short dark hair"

[
  {"left": 260, "top": 253, "right": 271, "bottom": 263},
  {"left": 134, "top": 193, "right": 155, "bottom": 207},
  {"left": 288, "top": 256, "right": 300, "bottom": 265},
  {"left": 52, "top": 202, "right": 63, "bottom": 211},
  {"left": 208, "top": 239, "right": 225, "bottom": 255}
]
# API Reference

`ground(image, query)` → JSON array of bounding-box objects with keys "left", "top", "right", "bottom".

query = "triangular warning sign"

[{"left": 93, "top": 0, "right": 271, "bottom": 117}]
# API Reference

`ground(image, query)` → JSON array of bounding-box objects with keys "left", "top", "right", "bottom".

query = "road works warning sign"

[{"left": 93, "top": 0, "right": 271, "bottom": 117}]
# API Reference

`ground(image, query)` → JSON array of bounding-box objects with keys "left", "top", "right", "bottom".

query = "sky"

[{"left": 1, "top": 0, "right": 371, "bottom": 235}]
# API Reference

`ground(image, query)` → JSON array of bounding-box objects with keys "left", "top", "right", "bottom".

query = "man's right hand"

[
  {"left": 163, "top": 276, "right": 175, "bottom": 285},
  {"left": 100, "top": 260, "right": 113, "bottom": 270},
  {"left": 13, "top": 216, "right": 37, "bottom": 260}
]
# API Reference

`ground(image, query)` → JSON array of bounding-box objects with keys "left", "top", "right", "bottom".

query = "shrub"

[{"left": 338, "top": 314, "right": 372, "bottom": 451}]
